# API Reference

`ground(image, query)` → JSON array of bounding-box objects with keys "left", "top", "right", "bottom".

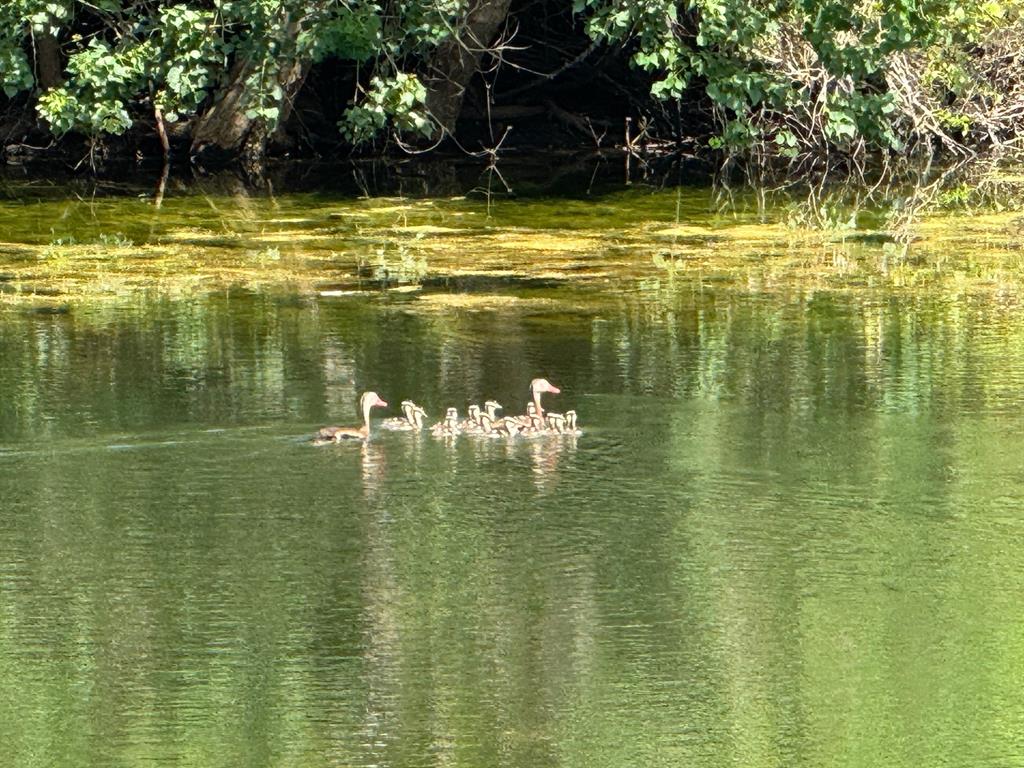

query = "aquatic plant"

[{"left": 4, "top": 159, "right": 1024, "bottom": 310}]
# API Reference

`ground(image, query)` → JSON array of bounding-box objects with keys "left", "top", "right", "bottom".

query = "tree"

[
  {"left": 2, "top": 0, "right": 1024, "bottom": 164},
  {"left": 576, "top": 0, "right": 1024, "bottom": 157}
]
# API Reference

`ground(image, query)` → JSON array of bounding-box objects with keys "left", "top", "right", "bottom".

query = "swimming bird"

[
  {"left": 382, "top": 400, "right": 413, "bottom": 429},
  {"left": 409, "top": 404, "right": 428, "bottom": 430},
  {"left": 527, "top": 378, "right": 561, "bottom": 420},
  {"left": 497, "top": 416, "right": 523, "bottom": 437},
  {"left": 476, "top": 413, "right": 502, "bottom": 438},
  {"left": 521, "top": 407, "right": 549, "bottom": 437},
  {"left": 460, "top": 404, "right": 484, "bottom": 433},
  {"left": 313, "top": 392, "right": 388, "bottom": 442},
  {"left": 431, "top": 407, "right": 461, "bottom": 437},
  {"left": 545, "top": 412, "right": 567, "bottom": 434},
  {"left": 483, "top": 400, "right": 503, "bottom": 422},
  {"left": 513, "top": 401, "right": 540, "bottom": 428},
  {"left": 564, "top": 409, "right": 582, "bottom": 436},
  {"left": 382, "top": 400, "right": 427, "bottom": 431}
]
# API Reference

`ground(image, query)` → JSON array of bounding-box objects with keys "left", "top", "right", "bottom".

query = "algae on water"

[{"left": 4, "top": 173, "right": 1024, "bottom": 310}]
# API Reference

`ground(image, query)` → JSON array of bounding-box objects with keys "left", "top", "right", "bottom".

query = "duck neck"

[{"left": 361, "top": 396, "right": 374, "bottom": 435}]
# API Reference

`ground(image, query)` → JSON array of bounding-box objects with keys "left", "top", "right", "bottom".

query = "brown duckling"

[
  {"left": 564, "top": 409, "right": 582, "bottom": 436},
  {"left": 545, "top": 412, "right": 567, "bottom": 434},
  {"left": 476, "top": 413, "right": 502, "bottom": 438},
  {"left": 410, "top": 405, "right": 428, "bottom": 430},
  {"left": 520, "top": 409, "right": 549, "bottom": 437},
  {"left": 431, "top": 407, "right": 461, "bottom": 437},
  {"left": 382, "top": 400, "right": 426, "bottom": 431},
  {"left": 484, "top": 400, "right": 503, "bottom": 422},
  {"left": 497, "top": 416, "right": 523, "bottom": 437},
  {"left": 459, "top": 404, "right": 484, "bottom": 433}
]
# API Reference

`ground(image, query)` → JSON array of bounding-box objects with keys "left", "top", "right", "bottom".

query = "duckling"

[
  {"left": 521, "top": 409, "right": 549, "bottom": 437},
  {"left": 476, "top": 413, "right": 502, "bottom": 438},
  {"left": 408, "top": 404, "right": 428, "bottom": 430},
  {"left": 564, "top": 409, "right": 582, "bottom": 436},
  {"left": 382, "top": 400, "right": 425, "bottom": 431},
  {"left": 431, "top": 407, "right": 461, "bottom": 437},
  {"left": 545, "top": 412, "right": 567, "bottom": 434},
  {"left": 497, "top": 416, "right": 523, "bottom": 437},
  {"left": 513, "top": 401, "right": 539, "bottom": 428},
  {"left": 459, "top": 404, "right": 483, "bottom": 433},
  {"left": 483, "top": 400, "right": 502, "bottom": 422}
]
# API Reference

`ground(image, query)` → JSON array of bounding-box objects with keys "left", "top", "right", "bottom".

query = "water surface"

[{"left": 2, "top": 170, "right": 1024, "bottom": 767}]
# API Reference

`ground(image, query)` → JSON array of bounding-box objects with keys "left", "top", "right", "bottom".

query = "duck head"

[
  {"left": 359, "top": 391, "right": 388, "bottom": 430},
  {"left": 529, "top": 378, "right": 560, "bottom": 416}
]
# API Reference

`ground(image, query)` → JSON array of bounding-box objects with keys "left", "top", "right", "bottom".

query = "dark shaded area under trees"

[
  {"left": 0, "top": 0, "right": 682, "bottom": 173},
  {"left": 2, "top": 0, "right": 1024, "bottom": 175}
]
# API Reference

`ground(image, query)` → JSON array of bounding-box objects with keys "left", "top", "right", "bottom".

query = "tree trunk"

[
  {"left": 424, "top": 0, "right": 514, "bottom": 135},
  {"left": 190, "top": 33, "right": 306, "bottom": 167},
  {"left": 190, "top": 59, "right": 255, "bottom": 158},
  {"left": 34, "top": 30, "right": 63, "bottom": 90}
]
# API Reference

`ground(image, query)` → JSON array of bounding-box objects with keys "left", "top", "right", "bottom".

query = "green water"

[{"left": 3, "top": 171, "right": 1024, "bottom": 767}]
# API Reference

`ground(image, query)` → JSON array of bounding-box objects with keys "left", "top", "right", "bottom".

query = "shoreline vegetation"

[
  {"left": 3, "top": 1, "right": 1024, "bottom": 173},
  {"left": 3, "top": 157, "right": 1024, "bottom": 310}
]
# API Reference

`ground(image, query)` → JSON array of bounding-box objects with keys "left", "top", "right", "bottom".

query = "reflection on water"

[
  {"left": 2, "top": 284, "right": 1024, "bottom": 767},
  {"left": 359, "top": 440, "right": 386, "bottom": 500}
]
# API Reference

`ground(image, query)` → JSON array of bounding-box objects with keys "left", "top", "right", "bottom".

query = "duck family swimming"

[{"left": 312, "top": 378, "right": 579, "bottom": 443}]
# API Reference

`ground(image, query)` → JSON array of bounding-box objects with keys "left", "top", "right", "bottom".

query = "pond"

[{"left": 2, "top": 162, "right": 1024, "bottom": 767}]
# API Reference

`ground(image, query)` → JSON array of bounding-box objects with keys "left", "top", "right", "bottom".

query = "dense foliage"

[
  {"left": 0, "top": 0, "right": 449, "bottom": 157},
  {"left": 581, "top": 0, "right": 1024, "bottom": 156},
  {"left": 1, "top": 0, "right": 1023, "bottom": 162}
]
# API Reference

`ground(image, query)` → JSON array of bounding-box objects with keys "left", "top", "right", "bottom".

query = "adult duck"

[
  {"left": 313, "top": 391, "right": 388, "bottom": 443},
  {"left": 516, "top": 382, "right": 565, "bottom": 430},
  {"left": 528, "top": 378, "right": 561, "bottom": 419}
]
